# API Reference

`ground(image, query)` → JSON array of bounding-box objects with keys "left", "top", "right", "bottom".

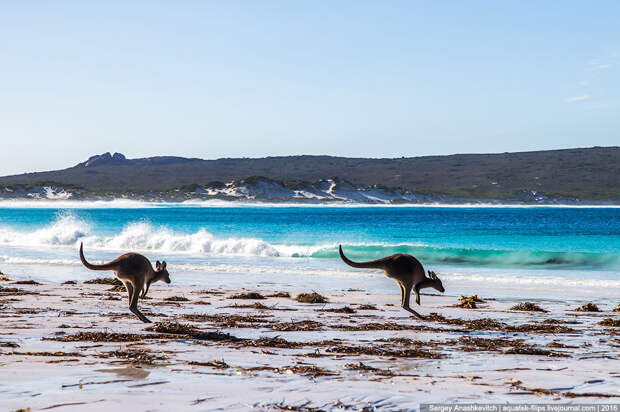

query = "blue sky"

[{"left": 0, "top": 1, "right": 618, "bottom": 176}]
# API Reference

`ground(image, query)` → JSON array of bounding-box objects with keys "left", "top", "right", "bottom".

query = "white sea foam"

[
  {"left": 0, "top": 215, "right": 282, "bottom": 257},
  {"left": 0, "top": 214, "right": 90, "bottom": 247}
]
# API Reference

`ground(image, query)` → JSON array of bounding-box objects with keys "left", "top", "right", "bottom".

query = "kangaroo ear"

[
  {"left": 156, "top": 260, "right": 161, "bottom": 268},
  {"left": 162, "top": 261, "right": 167, "bottom": 269}
]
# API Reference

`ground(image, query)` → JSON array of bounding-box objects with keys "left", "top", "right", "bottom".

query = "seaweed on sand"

[
  {"left": 455, "top": 295, "right": 485, "bottom": 309},
  {"left": 244, "top": 337, "right": 304, "bottom": 348},
  {"left": 181, "top": 313, "right": 272, "bottom": 328},
  {"left": 270, "top": 320, "right": 324, "bottom": 331},
  {"left": 10, "top": 351, "right": 83, "bottom": 357},
  {"left": 317, "top": 306, "right": 356, "bottom": 313},
  {"left": 163, "top": 296, "right": 189, "bottom": 302},
  {"left": 108, "top": 285, "right": 127, "bottom": 292},
  {"left": 612, "top": 304, "right": 620, "bottom": 313},
  {"left": 574, "top": 302, "right": 600, "bottom": 312},
  {"left": 0, "top": 286, "right": 37, "bottom": 296},
  {"left": 547, "top": 341, "right": 578, "bottom": 349},
  {"left": 104, "top": 349, "right": 167, "bottom": 364},
  {"left": 227, "top": 302, "right": 294, "bottom": 311},
  {"left": 446, "top": 336, "right": 565, "bottom": 356},
  {"left": 259, "top": 401, "right": 325, "bottom": 412},
  {"left": 510, "top": 302, "right": 548, "bottom": 312},
  {"left": 84, "top": 278, "right": 123, "bottom": 286},
  {"left": 229, "top": 292, "right": 265, "bottom": 300},
  {"left": 284, "top": 365, "right": 336, "bottom": 377},
  {"left": 345, "top": 362, "right": 390, "bottom": 374},
  {"left": 146, "top": 321, "right": 242, "bottom": 342},
  {"left": 334, "top": 322, "right": 446, "bottom": 332},
  {"left": 447, "top": 336, "right": 521, "bottom": 352},
  {"left": 427, "top": 313, "right": 576, "bottom": 333},
  {"left": 189, "top": 359, "right": 229, "bottom": 369},
  {"left": 295, "top": 293, "right": 328, "bottom": 304},
  {"left": 62, "top": 280, "right": 77, "bottom": 285},
  {"left": 44, "top": 332, "right": 148, "bottom": 342},
  {"left": 146, "top": 320, "right": 197, "bottom": 334},
  {"left": 242, "top": 364, "right": 336, "bottom": 377},
  {"left": 509, "top": 323, "right": 577, "bottom": 333},
  {"left": 503, "top": 346, "right": 567, "bottom": 357},
  {"left": 599, "top": 318, "right": 620, "bottom": 327},
  {"left": 265, "top": 291, "right": 291, "bottom": 298},
  {"left": 356, "top": 304, "right": 378, "bottom": 310},
  {"left": 327, "top": 344, "right": 442, "bottom": 359},
  {"left": 13, "top": 280, "right": 41, "bottom": 285}
]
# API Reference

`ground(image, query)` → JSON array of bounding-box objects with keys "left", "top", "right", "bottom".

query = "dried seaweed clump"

[
  {"left": 612, "top": 304, "right": 620, "bottom": 313},
  {"left": 145, "top": 321, "right": 242, "bottom": 342},
  {"left": 327, "top": 345, "right": 442, "bottom": 359},
  {"left": 510, "top": 302, "right": 548, "bottom": 312},
  {"left": 0, "top": 286, "right": 36, "bottom": 296},
  {"left": 84, "top": 278, "right": 123, "bottom": 286},
  {"left": 145, "top": 320, "right": 197, "bottom": 334},
  {"left": 295, "top": 292, "right": 328, "bottom": 304},
  {"left": 189, "top": 359, "right": 229, "bottom": 369},
  {"left": 599, "top": 318, "right": 620, "bottom": 327},
  {"left": 108, "top": 284, "right": 127, "bottom": 292},
  {"left": 246, "top": 336, "right": 304, "bottom": 348},
  {"left": 62, "top": 280, "right": 77, "bottom": 285},
  {"left": 229, "top": 292, "right": 265, "bottom": 300},
  {"left": 574, "top": 302, "right": 600, "bottom": 312},
  {"left": 230, "top": 302, "right": 271, "bottom": 310},
  {"left": 106, "top": 349, "right": 167, "bottom": 364},
  {"left": 163, "top": 296, "right": 189, "bottom": 302},
  {"left": 503, "top": 346, "right": 566, "bottom": 357},
  {"left": 271, "top": 320, "right": 324, "bottom": 332},
  {"left": 45, "top": 332, "right": 146, "bottom": 342},
  {"left": 13, "top": 280, "right": 41, "bottom": 285},
  {"left": 266, "top": 292, "right": 290, "bottom": 298},
  {"left": 318, "top": 306, "right": 356, "bottom": 313},
  {"left": 455, "top": 295, "right": 484, "bottom": 309},
  {"left": 345, "top": 362, "right": 394, "bottom": 376},
  {"left": 357, "top": 304, "right": 378, "bottom": 310}
]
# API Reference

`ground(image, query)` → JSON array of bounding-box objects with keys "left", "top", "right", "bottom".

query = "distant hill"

[{"left": 0, "top": 147, "right": 619, "bottom": 203}]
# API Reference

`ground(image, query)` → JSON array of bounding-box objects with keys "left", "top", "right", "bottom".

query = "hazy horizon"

[{"left": 1, "top": 1, "right": 619, "bottom": 176}]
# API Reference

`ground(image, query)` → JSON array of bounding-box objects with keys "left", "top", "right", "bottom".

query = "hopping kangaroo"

[
  {"left": 339, "top": 245, "right": 444, "bottom": 320},
  {"left": 79, "top": 243, "right": 170, "bottom": 323}
]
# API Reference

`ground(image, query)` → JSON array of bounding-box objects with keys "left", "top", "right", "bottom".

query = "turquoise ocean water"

[{"left": 1, "top": 202, "right": 619, "bottom": 300}]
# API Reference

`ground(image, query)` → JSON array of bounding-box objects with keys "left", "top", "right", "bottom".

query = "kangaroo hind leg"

[
  {"left": 129, "top": 283, "right": 151, "bottom": 323},
  {"left": 402, "top": 283, "right": 425, "bottom": 320}
]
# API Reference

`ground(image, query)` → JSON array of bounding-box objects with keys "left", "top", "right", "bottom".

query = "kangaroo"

[
  {"left": 339, "top": 245, "right": 444, "bottom": 320},
  {"left": 79, "top": 243, "right": 171, "bottom": 323}
]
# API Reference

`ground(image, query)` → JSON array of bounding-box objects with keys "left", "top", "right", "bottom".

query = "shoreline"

[
  {"left": 1, "top": 277, "right": 619, "bottom": 410},
  {"left": 1, "top": 199, "right": 620, "bottom": 208}
]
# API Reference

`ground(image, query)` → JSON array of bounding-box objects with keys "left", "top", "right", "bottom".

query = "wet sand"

[{"left": 1, "top": 279, "right": 619, "bottom": 411}]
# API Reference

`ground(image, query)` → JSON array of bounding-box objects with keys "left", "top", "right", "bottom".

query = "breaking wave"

[
  {"left": 0, "top": 214, "right": 619, "bottom": 270},
  {"left": 0, "top": 214, "right": 279, "bottom": 257}
]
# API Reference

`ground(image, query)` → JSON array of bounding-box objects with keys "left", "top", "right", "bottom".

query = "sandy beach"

[{"left": 1, "top": 276, "right": 619, "bottom": 411}]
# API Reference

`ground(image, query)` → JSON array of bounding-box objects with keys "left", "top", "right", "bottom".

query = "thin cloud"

[{"left": 564, "top": 95, "right": 590, "bottom": 103}]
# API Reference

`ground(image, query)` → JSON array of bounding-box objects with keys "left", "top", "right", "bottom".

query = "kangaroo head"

[
  {"left": 428, "top": 270, "right": 445, "bottom": 293},
  {"left": 155, "top": 260, "right": 171, "bottom": 284}
]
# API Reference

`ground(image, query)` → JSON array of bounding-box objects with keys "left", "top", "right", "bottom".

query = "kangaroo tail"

[
  {"left": 339, "top": 245, "right": 387, "bottom": 269},
  {"left": 79, "top": 243, "right": 118, "bottom": 271}
]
